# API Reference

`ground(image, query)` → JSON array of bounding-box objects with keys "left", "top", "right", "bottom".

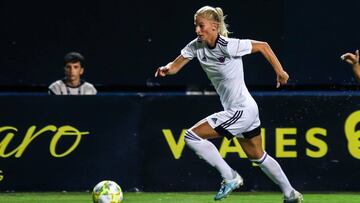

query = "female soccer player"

[{"left": 155, "top": 6, "right": 303, "bottom": 203}]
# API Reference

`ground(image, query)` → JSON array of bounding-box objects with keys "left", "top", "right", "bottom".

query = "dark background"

[{"left": 1, "top": 0, "right": 360, "bottom": 90}]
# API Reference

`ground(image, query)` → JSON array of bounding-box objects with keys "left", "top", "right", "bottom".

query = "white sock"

[
  {"left": 184, "top": 129, "right": 234, "bottom": 180},
  {"left": 251, "top": 152, "right": 294, "bottom": 197}
]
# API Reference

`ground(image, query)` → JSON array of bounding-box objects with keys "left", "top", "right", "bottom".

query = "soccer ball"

[{"left": 92, "top": 180, "right": 123, "bottom": 203}]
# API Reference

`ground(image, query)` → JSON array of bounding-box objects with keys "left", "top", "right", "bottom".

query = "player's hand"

[
  {"left": 155, "top": 66, "right": 169, "bottom": 77},
  {"left": 341, "top": 50, "right": 359, "bottom": 65},
  {"left": 276, "top": 70, "right": 289, "bottom": 88}
]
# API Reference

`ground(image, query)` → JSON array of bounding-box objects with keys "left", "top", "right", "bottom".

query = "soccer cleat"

[
  {"left": 283, "top": 190, "right": 303, "bottom": 203},
  {"left": 214, "top": 171, "right": 243, "bottom": 201}
]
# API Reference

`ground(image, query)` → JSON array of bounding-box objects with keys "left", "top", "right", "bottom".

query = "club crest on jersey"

[{"left": 217, "top": 57, "right": 225, "bottom": 63}]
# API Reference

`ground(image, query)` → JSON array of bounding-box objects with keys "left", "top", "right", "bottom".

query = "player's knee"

[
  {"left": 247, "top": 151, "right": 265, "bottom": 160},
  {"left": 184, "top": 129, "right": 203, "bottom": 144},
  {"left": 249, "top": 151, "right": 267, "bottom": 165}
]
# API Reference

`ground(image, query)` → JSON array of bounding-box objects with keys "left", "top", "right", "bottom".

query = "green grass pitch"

[{"left": 0, "top": 192, "right": 360, "bottom": 203}]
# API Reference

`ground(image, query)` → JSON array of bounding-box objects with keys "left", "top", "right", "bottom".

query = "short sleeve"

[
  {"left": 90, "top": 85, "right": 97, "bottom": 95},
  {"left": 83, "top": 82, "right": 97, "bottom": 95},
  {"left": 227, "top": 39, "right": 252, "bottom": 57},
  {"left": 181, "top": 39, "right": 198, "bottom": 60},
  {"left": 48, "top": 87, "right": 56, "bottom": 95},
  {"left": 48, "top": 82, "right": 60, "bottom": 95}
]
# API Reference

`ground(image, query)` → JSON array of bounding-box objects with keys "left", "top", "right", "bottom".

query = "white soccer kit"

[
  {"left": 181, "top": 35, "right": 260, "bottom": 139},
  {"left": 48, "top": 79, "right": 97, "bottom": 95}
]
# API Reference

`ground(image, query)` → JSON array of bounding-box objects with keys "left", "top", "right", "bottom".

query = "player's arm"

[
  {"left": 155, "top": 55, "right": 190, "bottom": 77},
  {"left": 341, "top": 50, "right": 360, "bottom": 82},
  {"left": 251, "top": 40, "right": 289, "bottom": 88},
  {"left": 353, "top": 64, "right": 360, "bottom": 82}
]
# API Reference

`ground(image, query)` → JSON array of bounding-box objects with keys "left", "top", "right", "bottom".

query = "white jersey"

[
  {"left": 48, "top": 79, "right": 97, "bottom": 95},
  {"left": 181, "top": 35, "right": 255, "bottom": 110}
]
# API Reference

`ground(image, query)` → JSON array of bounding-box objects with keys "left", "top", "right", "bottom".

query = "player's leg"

[
  {"left": 184, "top": 119, "right": 242, "bottom": 201},
  {"left": 184, "top": 119, "right": 235, "bottom": 180},
  {"left": 185, "top": 111, "right": 243, "bottom": 200},
  {"left": 238, "top": 134, "right": 303, "bottom": 202}
]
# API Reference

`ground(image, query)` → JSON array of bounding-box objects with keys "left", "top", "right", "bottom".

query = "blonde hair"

[{"left": 194, "top": 6, "right": 230, "bottom": 37}]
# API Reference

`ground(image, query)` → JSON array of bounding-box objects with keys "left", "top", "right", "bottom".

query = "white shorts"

[{"left": 206, "top": 106, "right": 261, "bottom": 139}]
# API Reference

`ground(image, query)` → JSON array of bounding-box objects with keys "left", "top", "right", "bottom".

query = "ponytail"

[{"left": 214, "top": 7, "right": 230, "bottom": 37}]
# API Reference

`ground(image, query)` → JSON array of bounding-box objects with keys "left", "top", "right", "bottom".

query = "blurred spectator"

[
  {"left": 48, "top": 52, "right": 97, "bottom": 95},
  {"left": 341, "top": 50, "right": 360, "bottom": 82}
]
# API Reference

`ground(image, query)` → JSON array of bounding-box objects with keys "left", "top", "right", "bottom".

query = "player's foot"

[
  {"left": 214, "top": 171, "right": 243, "bottom": 201},
  {"left": 283, "top": 190, "right": 303, "bottom": 203}
]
